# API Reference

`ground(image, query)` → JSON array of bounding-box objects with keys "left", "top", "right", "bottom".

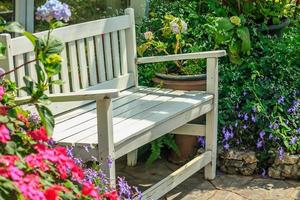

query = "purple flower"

[
  {"left": 29, "top": 113, "right": 41, "bottom": 125},
  {"left": 36, "top": 0, "right": 71, "bottom": 22},
  {"left": 297, "top": 128, "right": 300, "bottom": 134},
  {"left": 117, "top": 177, "right": 132, "bottom": 198},
  {"left": 242, "top": 125, "right": 248, "bottom": 129},
  {"left": 66, "top": 146, "right": 74, "bottom": 158},
  {"left": 251, "top": 114, "right": 256, "bottom": 123},
  {"left": 277, "top": 96, "right": 285, "bottom": 104},
  {"left": 269, "top": 122, "right": 279, "bottom": 130},
  {"left": 107, "top": 156, "right": 113, "bottom": 168},
  {"left": 197, "top": 136, "right": 205, "bottom": 148},
  {"left": 73, "top": 157, "right": 83, "bottom": 166},
  {"left": 48, "top": 138, "right": 56, "bottom": 146},
  {"left": 133, "top": 186, "right": 142, "bottom": 200},
  {"left": 268, "top": 133, "right": 273, "bottom": 140},
  {"left": 278, "top": 147, "right": 285, "bottom": 160},
  {"left": 243, "top": 91, "right": 248, "bottom": 96},
  {"left": 290, "top": 136, "right": 298, "bottom": 145},
  {"left": 84, "top": 168, "right": 98, "bottom": 182},
  {"left": 260, "top": 168, "right": 266, "bottom": 177},
  {"left": 223, "top": 143, "right": 230, "bottom": 150},
  {"left": 259, "top": 131, "right": 265, "bottom": 139},
  {"left": 98, "top": 170, "right": 109, "bottom": 185},
  {"left": 252, "top": 107, "right": 257, "bottom": 113},
  {"left": 256, "top": 139, "right": 264, "bottom": 149},
  {"left": 243, "top": 113, "right": 249, "bottom": 121}
]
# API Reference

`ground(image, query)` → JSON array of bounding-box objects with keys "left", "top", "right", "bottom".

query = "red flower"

[
  {"left": 44, "top": 185, "right": 67, "bottom": 200},
  {"left": 82, "top": 182, "right": 99, "bottom": 199},
  {"left": 0, "top": 106, "right": 9, "bottom": 115},
  {"left": 25, "top": 154, "right": 49, "bottom": 172},
  {"left": 101, "top": 190, "right": 119, "bottom": 200},
  {"left": 28, "top": 126, "right": 49, "bottom": 141},
  {"left": 0, "top": 155, "right": 19, "bottom": 166},
  {"left": 0, "top": 124, "right": 10, "bottom": 143}
]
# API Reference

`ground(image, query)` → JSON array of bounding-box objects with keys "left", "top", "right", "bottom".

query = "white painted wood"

[
  {"left": 76, "top": 39, "right": 89, "bottom": 88},
  {"left": 68, "top": 41, "right": 80, "bottom": 91},
  {"left": 14, "top": 55, "right": 26, "bottom": 96},
  {"left": 171, "top": 124, "right": 206, "bottom": 136},
  {"left": 127, "top": 150, "right": 138, "bottom": 166},
  {"left": 104, "top": 33, "right": 113, "bottom": 80},
  {"left": 95, "top": 36, "right": 106, "bottom": 83},
  {"left": 137, "top": 50, "right": 227, "bottom": 64},
  {"left": 60, "top": 47, "right": 70, "bottom": 93},
  {"left": 11, "top": 15, "right": 131, "bottom": 56},
  {"left": 125, "top": 8, "right": 138, "bottom": 87},
  {"left": 111, "top": 32, "right": 121, "bottom": 78},
  {"left": 119, "top": 30, "right": 128, "bottom": 75},
  {"left": 0, "top": 34, "right": 15, "bottom": 81},
  {"left": 205, "top": 58, "right": 219, "bottom": 180},
  {"left": 26, "top": 52, "right": 37, "bottom": 82},
  {"left": 25, "top": 0, "right": 34, "bottom": 32},
  {"left": 16, "top": 89, "right": 119, "bottom": 104},
  {"left": 141, "top": 151, "right": 212, "bottom": 200},
  {"left": 49, "top": 73, "right": 135, "bottom": 115},
  {"left": 97, "top": 99, "right": 116, "bottom": 186},
  {"left": 86, "top": 37, "right": 97, "bottom": 85}
]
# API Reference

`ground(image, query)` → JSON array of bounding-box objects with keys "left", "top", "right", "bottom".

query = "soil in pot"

[{"left": 153, "top": 73, "right": 206, "bottom": 164}]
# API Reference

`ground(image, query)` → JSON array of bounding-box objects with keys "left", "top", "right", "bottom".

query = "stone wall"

[
  {"left": 268, "top": 154, "right": 300, "bottom": 180},
  {"left": 218, "top": 149, "right": 258, "bottom": 176}
]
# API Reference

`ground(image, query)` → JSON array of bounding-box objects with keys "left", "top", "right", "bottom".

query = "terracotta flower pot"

[{"left": 153, "top": 73, "right": 206, "bottom": 164}]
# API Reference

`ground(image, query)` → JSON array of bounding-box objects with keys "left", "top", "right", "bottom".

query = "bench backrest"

[{"left": 0, "top": 8, "right": 137, "bottom": 115}]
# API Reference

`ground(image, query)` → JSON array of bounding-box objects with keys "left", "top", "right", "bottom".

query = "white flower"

[{"left": 144, "top": 31, "right": 154, "bottom": 40}]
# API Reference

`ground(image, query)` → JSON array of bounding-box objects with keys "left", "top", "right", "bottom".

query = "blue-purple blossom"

[
  {"left": 259, "top": 131, "right": 265, "bottom": 139},
  {"left": 133, "top": 186, "right": 142, "bottom": 200},
  {"left": 29, "top": 113, "right": 41, "bottom": 125},
  {"left": 83, "top": 145, "right": 90, "bottom": 153},
  {"left": 260, "top": 168, "right": 266, "bottom": 177},
  {"left": 269, "top": 122, "right": 279, "bottom": 130},
  {"left": 251, "top": 114, "right": 256, "bottom": 123},
  {"left": 290, "top": 136, "right": 298, "bottom": 145},
  {"left": 169, "top": 18, "right": 187, "bottom": 34},
  {"left": 98, "top": 170, "right": 109, "bottom": 185},
  {"left": 269, "top": 133, "right": 273, "bottom": 140},
  {"left": 36, "top": 0, "right": 71, "bottom": 22},
  {"left": 117, "top": 177, "right": 132, "bottom": 198},
  {"left": 107, "top": 156, "right": 113, "bottom": 168},
  {"left": 243, "top": 91, "right": 248, "bottom": 96},
  {"left": 47, "top": 138, "right": 56, "bottom": 146},
  {"left": 73, "top": 157, "right": 83, "bottom": 166},
  {"left": 223, "top": 143, "right": 230, "bottom": 150},
  {"left": 288, "top": 100, "right": 300, "bottom": 114},
  {"left": 297, "top": 128, "right": 300, "bottom": 134},
  {"left": 84, "top": 168, "right": 98, "bottom": 182},
  {"left": 256, "top": 139, "right": 264, "bottom": 149},
  {"left": 277, "top": 96, "right": 285, "bottom": 104},
  {"left": 252, "top": 107, "right": 257, "bottom": 113},
  {"left": 242, "top": 125, "right": 248, "bottom": 129},
  {"left": 243, "top": 113, "right": 249, "bottom": 121},
  {"left": 197, "top": 136, "right": 205, "bottom": 148},
  {"left": 66, "top": 146, "right": 74, "bottom": 158},
  {"left": 278, "top": 147, "right": 285, "bottom": 160}
]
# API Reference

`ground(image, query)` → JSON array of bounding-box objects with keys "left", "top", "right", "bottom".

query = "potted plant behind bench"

[{"left": 138, "top": 14, "right": 207, "bottom": 164}]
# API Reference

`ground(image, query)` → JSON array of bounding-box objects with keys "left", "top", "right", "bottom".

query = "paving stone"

[{"left": 115, "top": 159, "right": 300, "bottom": 200}]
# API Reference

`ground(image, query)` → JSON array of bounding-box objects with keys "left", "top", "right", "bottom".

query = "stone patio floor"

[{"left": 116, "top": 159, "right": 300, "bottom": 200}]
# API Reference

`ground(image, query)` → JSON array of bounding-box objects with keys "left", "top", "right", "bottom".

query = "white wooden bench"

[{"left": 0, "top": 8, "right": 226, "bottom": 199}]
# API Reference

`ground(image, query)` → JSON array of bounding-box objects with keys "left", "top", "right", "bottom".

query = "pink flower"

[
  {"left": 0, "top": 155, "right": 19, "bottom": 166},
  {"left": 0, "top": 86, "right": 5, "bottom": 101},
  {"left": 82, "top": 182, "right": 99, "bottom": 199},
  {"left": 15, "top": 174, "right": 46, "bottom": 200},
  {"left": 28, "top": 126, "right": 49, "bottom": 141},
  {"left": 25, "top": 154, "right": 49, "bottom": 172},
  {"left": 0, "top": 124, "right": 10, "bottom": 143}
]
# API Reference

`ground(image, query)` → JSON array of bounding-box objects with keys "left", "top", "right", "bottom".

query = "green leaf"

[
  {"left": 45, "top": 36, "right": 64, "bottom": 55},
  {"left": 4, "top": 22, "right": 24, "bottom": 33},
  {"left": 36, "top": 105, "right": 54, "bottom": 136},
  {"left": 237, "top": 27, "right": 251, "bottom": 54},
  {"left": 50, "top": 79, "right": 64, "bottom": 85},
  {"left": 216, "top": 18, "right": 235, "bottom": 31},
  {"left": 35, "top": 64, "right": 46, "bottom": 83},
  {"left": 0, "top": 42, "right": 6, "bottom": 58},
  {"left": 5, "top": 141, "right": 17, "bottom": 154},
  {"left": 0, "top": 116, "right": 9, "bottom": 123},
  {"left": 23, "top": 31, "right": 37, "bottom": 45}
]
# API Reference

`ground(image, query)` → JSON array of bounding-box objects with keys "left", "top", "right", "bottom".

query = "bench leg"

[
  {"left": 97, "top": 98, "right": 116, "bottom": 186},
  {"left": 205, "top": 57, "right": 218, "bottom": 180},
  {"left": 127, "top": 149, "right": 138, "bottom": 166}
]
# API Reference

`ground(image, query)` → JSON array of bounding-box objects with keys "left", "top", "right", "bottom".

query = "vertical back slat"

[
  {"left": 0, "top": 34, "right": 15, "bottom": 81},
  {"left": 77, "top": 39, "right": 89, "bottom": 88},
  {"left": 68, "top": 41, "right": 80, "bottom": 92},
  {"left": 125, "top": 8, "right": 138, "bottom": 86},
  {"left": 119, "top": 30, "right": 128, "bottom": 75},
  {"left": 111, "top": 31, "right": 121, "bottom": 78},
  {"left": 104, "top": 33, "right": 113, "bottom": 80},
  {"left": 95, "top": 35, "right": 106, "bottom": 83},
  {"left": 14, "top": 55, "right": 26, "bottom": 96},
  {"left": 60, "top": 47, "right": 70, "bottom": 93},
  {"left": 51, "top": 75, "right": 61, "bottom": 93},
  {"left": 86, "top": 37, "right": 97, "bottom": 85},
  {"left": 26, "top": 52, "right": 37, "bottom": 82}
]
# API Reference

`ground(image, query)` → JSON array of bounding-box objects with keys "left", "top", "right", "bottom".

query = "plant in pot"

[{"left": 138, "top": 14, "right": 206, "bottom": 164}]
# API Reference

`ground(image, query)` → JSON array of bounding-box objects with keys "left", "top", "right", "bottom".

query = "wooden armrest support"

[
  {"left": 136, "top": 50, "right": 226, "bottom": 64},
  {"left": 16, "top": 89, "right": 120, "bottom": 104}
]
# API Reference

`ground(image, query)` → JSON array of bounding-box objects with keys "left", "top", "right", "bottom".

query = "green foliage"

[{"left": 146, "top": 134, "right": 179, "bottom": 166}]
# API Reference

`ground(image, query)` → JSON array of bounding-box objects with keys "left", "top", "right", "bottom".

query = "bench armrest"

[
  {"left": 136, "top": 50, "right": 226, "bottom": 64},
  {"left": 16, "top": 89, "right": 120, "bottom": 104}
]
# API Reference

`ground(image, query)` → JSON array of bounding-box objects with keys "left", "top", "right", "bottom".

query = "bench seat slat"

[{"left": 53, "top": 88, "right": 213, "bottom": 149}]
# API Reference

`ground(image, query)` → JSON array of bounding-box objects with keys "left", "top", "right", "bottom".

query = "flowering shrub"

[{"left": 0, "top": 1, "right": 141, "bottom": 199}]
